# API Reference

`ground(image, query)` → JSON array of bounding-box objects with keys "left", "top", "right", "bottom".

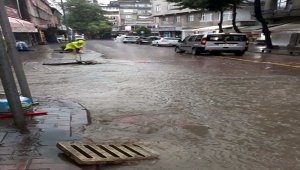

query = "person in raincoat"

[{"left": 64, "top": 40, "right": 85, "bottom": 53}]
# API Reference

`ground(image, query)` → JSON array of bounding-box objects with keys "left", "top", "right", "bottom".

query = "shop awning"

[{"left": 8, "top": 17, "right": 37, "bottom": 33}]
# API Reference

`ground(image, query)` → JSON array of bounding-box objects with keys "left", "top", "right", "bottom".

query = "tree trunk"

[
  {"left": 254, "top": 0, "right": 273, "bottom": 49},
  {"left": 218, "top": 9, "right": 224, "bottom": 33},
  {"left": 232, "top": 3, "right": 241, "bottom": 33}
]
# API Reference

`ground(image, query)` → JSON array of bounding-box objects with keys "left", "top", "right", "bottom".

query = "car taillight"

[{"left": 201, "top": 38, "right": 206, "bottom": 45}]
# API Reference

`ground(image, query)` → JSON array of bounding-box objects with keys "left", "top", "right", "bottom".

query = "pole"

[
  {"left": 60, "top": 0, "right": 71, "bottom": 42},
  {"left": 0, "top": 1, "right": 33, "bottom": 100},
  {"left": 0, "top": 30, "right": 27, "bottom": 132}
]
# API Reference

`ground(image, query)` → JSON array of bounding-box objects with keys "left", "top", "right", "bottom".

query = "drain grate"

[{"left": 57, "top": 142, "right": 159, "bottom": 165}]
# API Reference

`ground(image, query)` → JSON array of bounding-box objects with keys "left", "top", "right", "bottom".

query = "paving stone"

[
  {"left": 1, "top": 133, "right": 22, "bottom": 146},
  {"left": 28, "top": 163, "right": 81, "bottom": 170},
  {"left": 0, "top": 164, "right": 18, "bottom": 170},
  {"left": 0, "top": 147, "right": 15, "bottom": 155},
  {"left": 36, "top": 124, "right": 56, "bottom": 129},
  {"left": 0, "top": 132, "right": 6, "bottom": 142},
  {"left": 0, "top": 97, "right": 88, "bottom": 168}
]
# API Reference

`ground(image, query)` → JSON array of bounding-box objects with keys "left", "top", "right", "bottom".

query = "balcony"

[
  {"left": 262, "top": 9, "right": 291, "bottom": 19},
  {"left": 160, "top": 21, "right": 174, "bottom": 26}
]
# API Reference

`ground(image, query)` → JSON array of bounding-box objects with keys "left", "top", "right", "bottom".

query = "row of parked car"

[
  {"left": 122, "top": 36, "right": 181, "bottom": 47},
  {"left": 122, "top": 33, "right": 249, "bottom": 56}
]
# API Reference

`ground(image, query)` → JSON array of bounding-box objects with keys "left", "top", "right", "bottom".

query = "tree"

[
  {"left": 64, "top": 0, "right": 111, "bottom": 38},
  {"left": 135, "top": 26, "right": 151, "bottom": 36},
  {"left": 229, "top": 0, "right": 244, "bottom": 33},
  {"left": 87, "top": 21, "right": 112, "bottom": 37},
  {"left": 254, "top": 0, "right": 272, "bottom": 49},
  {"left": 166, "top": 0, "right": 231, "bottom": 33}
]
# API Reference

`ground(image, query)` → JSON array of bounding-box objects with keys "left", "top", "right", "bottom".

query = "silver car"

[
  {"left": 151, "top": 37, "right": 181, "bottom": 47},
  {"left": 175, "top": 33, "right": 249, "bottom": 56},
  {"left": 123, "top": 36, "right": 140, "bottom": 43}
]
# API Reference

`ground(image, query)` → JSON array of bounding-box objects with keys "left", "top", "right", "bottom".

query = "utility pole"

[
  {"left": 60, "top": 0, "right": 71, "bottom": 42},
  {"left": 0, "top": 30, "right": 27, "bottom": 132},
  {"left": 0, "top": 0, "right": 33, "bottom": 101}
]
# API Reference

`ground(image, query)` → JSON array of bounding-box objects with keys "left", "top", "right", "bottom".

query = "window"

[
  {"left": 162, "top": 17, "right": 168, "bottom": 22},
  {"left": 188, "top": 36, "right": 196, "bottom": 42},
  {"left": 176, "top": 16, "right": 181, "bottom": 23},
  {"left": 201, "top": 13, "right": 212, "bottom": 22},
  {"left": 206, "top": 34, "right": 247, "bottom": 41},
  {"left": 195, "top": 35, "right": 203, "bottom": 42},
  {"left": 125, "top": 15, "right": 132, "bottom": 19},
  {"left": 223, "top": 11, "right": 233, "bottom": 21},
  {"left": 277, "top": 0, "right": 288, "bottom": 9},
  {"left": 188, "top": 15, "right": 194, "bottom": 22},
  {"left": 156, "top": 5, "right": 161, "bottom": 12},
  {"left": 124, "top": 9, "right": 134, "bottom": 13},
  {"left": 167, "top": 3, "right": 176, "bottom": 10},
  {"left": 138, "top": 4, "right": 146, "bottom": 7}
]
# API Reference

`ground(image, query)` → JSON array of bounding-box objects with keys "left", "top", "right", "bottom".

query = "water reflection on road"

[{"left": 25, "top": 40, "right": 300, "bottom": 170}]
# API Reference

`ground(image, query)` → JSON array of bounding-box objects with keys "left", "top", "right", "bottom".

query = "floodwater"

[{"left": 22, "top": 40, "right": 300, "bottom": 170}]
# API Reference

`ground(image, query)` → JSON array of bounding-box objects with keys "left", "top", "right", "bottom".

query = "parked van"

[{"left": 175, "top": 33, "right": 249, "bottom": 56}]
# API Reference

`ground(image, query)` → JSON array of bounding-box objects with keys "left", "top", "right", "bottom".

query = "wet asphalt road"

[{"left": 22, "top": 40, "right": 300, "bottom": 170}]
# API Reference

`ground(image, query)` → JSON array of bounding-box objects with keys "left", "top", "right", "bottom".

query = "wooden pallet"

[{"left": 57, "top": 142, "right": 159, "bottom": 165}]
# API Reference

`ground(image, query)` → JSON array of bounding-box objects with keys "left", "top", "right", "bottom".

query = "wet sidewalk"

[
  {"left": 248, "top": 43, "right": 300, "bottom": 56},
  {"left": 0, "top": 97, "right": 90, "bottom": 170}
]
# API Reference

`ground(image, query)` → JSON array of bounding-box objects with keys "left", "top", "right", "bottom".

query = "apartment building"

[
  {"left": 152, "top": 0, "right": 255, "bottom": 38},
  {"left": 4, "top": 0, "right": 62, "bottom": 45},
  {"left": 101, "top": 1, "right": 120, "bottom": 32},
  {"left": 118, "top": 0, "right": 154, "bottom": 31}
]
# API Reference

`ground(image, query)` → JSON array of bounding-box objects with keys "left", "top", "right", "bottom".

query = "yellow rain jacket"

[{"left": 64, "top": 40, "right": 84, "bottom": 51}]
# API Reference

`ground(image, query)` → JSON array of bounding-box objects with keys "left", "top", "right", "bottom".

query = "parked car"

[
  {"left": 151, "top": 37, "right": 181, "bottom": 47},
  {"left": 123, "top": 36, "right": 140, "bottom": 43},
  {"left": 175, "top": 33, "right": 249, "bottom": 56},
  {"left": 75, "top": 35, "right": 85, "bottom": 41},
  {"left": 56, "top": 35, "right": 67, "bottom": 43},
  {"left": 136, "top": 36, "right": 160, "bottom": 45}
]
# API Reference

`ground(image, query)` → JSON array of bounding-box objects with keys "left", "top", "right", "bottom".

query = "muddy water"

[{"left": 23, "top": 41, "right": 300, "bottom": 169}]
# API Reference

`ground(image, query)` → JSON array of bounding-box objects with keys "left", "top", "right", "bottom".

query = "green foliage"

[
  {"left": 87, "top": 21, "right": 112, "bottom": 36},
  {"left": 135, "top": 26, "right": 151, "bottom": 35},
  {"left": 64, "top": 0, "right": 111, "bottom": 37}
]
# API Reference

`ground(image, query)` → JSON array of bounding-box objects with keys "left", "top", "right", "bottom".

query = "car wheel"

[
  {"left": 192, "top": 48, "right": 198, "bottom": 55},
  {"left": 139, "top": 41, "right": 142, "bottom": 45},
  {"left": 211, "top": 51, "right": 221, "bottom": 56},
  {"left": 234, "top": 51, "right": 245, "bottom": 56},
  {"left": 175, "top": 47, "right": 183, "bottom": 53}
]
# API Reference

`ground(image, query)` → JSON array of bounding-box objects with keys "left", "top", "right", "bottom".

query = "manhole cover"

[{"left": 57, "top": 142, "right": 159, "bottom": 165}]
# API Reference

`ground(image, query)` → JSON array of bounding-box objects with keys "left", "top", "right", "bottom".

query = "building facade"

[
  {"left": 4, "top": 0, "right": 62, "bottom": 45},
  {"left": 118, "top": 0, "right": 154, "bottom": 32},
  {"left": 152, "top": 0, "right": 256, "bottom": 38},
  {"left": 101, "top": 1, "right": 120, "bottom": 32}
]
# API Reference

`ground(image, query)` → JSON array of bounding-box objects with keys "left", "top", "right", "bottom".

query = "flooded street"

[{"left": 23, "top": 40, "right": 300, "bottom": 169}]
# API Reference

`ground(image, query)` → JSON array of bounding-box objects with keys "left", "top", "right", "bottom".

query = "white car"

[
  {"left": 75, "top": 35, "right": 85, "bottom": 41},
  {"left": 123, "top": 36, "right": 140, "bottom": 43},
  {"left": 151, "top": 37, "right": 181, "bottom": 47},
  {"left": 56, "top": 35, "right": 67, "bottom": 43}
]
